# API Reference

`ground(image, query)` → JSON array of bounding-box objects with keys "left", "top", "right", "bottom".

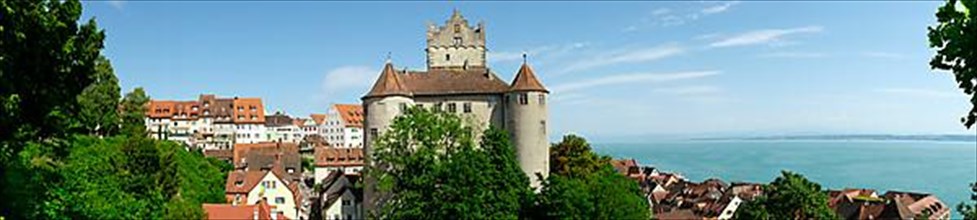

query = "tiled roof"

[
  {"left": 509, "top": 63, "right": 548, "bottom": 93},
  {"left": 314, "top": 146, "right": 365, "bottom": 167},
  {"left": 233, "top": 142, "right": 301, "bottom": 180},
  {"left": 225, "top": 170, "right": 271, "bottom": 194},
  {"left": 232, "top": 98, "right": 265, "bottom": 124},
  {"left": 146, "top": 100, "right": 200, "bottom": 120},
  {"left": 363, "top": 62, "right": 511, "bottom": 99},
  {"left": 333, "top": 104, "right": 364, "bottom": 128},
  {"left": 202, "top": 200, "right": 276, "bottom": 220},
  {"left": 310, "top": 114, "right": 326, "bottom": 125},
  {"left": 364, "top": 62, "right": 410, "bottom": 98},
  {"left": 265, "top": 113, "right": 294, "bottom": 127}
]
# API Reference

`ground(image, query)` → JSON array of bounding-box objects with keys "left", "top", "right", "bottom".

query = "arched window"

[{"left": 445, "top": 54, "right": 451, "bottom": 61}]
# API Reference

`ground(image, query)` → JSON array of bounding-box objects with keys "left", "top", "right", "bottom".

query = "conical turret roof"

[
  {"left": 509, "top": 63, "right": 548, "bottom": 93},
  {"left": 363, "top": 62, "right": 410, "bottom": 99}
]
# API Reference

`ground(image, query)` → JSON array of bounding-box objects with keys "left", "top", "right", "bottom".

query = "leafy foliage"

[
  {"left": 959, "top": 182, "right": 977, "bottom": 220},
  {"left": 735, "top": 171, "right": 837, "bottom": 220},
  {"left": 532, "top": 135, "right": 650, "bottom": 219},
  {"left": 77, "top": 56, "right": 122, "bottom": 137},
  {"left": 928, "top": 0, "right": 977, "bottom": 128},
  {"left": 0, "top": 0, "right": 105, "bottom": 163},
  {"left": 121, "top": 87, "right": 150, "bottom": 136},
  {"left": 0, "top": 1, "right": 226, "bottom": 218},
  {"left": 368, "top": 107, "right": 533, "bottom": 219}
]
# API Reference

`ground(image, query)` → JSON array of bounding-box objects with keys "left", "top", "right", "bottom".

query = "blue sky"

[{"left": 82, "top": 1, "right": 975, "bottom": 139}]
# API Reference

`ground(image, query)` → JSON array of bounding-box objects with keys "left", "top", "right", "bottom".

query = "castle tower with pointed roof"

[{"left": 361, "top": 11, "right": 550, "bottom": 211}]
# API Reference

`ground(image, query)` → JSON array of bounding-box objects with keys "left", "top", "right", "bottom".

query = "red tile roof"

[
  {"left": 362, "top": 62, "right": 512, "bottom": 99},
  {"left": 146, "top": 100, "right": 200, "bottom": 120},
  {"left": 310, "top": 114, "right": 326, "bottom": 125},
  {"left": 364, "top": 62, "right": 411, "bottom": 98},
  {"left": 509, "top": 63, "right": 548, "bottom": 93},
  {"left": 314, "top": 146, "right": 365, "bottom": 167},
  {"left": 333, "top": 104, "right": 364, "bottom": 128},
  {"left": 232, "top": 98, "right": 265, "bottom": 124},
  {"left": 202, "top": 199, "right": 277, "bottom": 220}
]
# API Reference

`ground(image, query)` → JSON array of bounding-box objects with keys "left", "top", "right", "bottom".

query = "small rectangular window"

[
  {"left": 400, "top": 103, "right": 407, "bottom": 112},
  {"left": 275, "top": 197, "right": 285, "bottom": 204},
  {"left": 447, "top": 103, "right": 457, "bottom": 113},
  {"left": 370, "top": 128, "right": 378, "bottom": 139},
  {"left": 539, "top": 94, "right": 546, "bottom": 105},
  {"left": 519, "top": 94, "right": 528, "bottom": 105},
  {"left": 463, "top": 103, "right": 472, "bottom": 113}
]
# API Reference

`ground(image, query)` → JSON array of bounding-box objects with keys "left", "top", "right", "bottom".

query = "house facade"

[
  {"left": 145, "top": 95, "right": 266, "bottom": 150},
  {"left": 225, "top": 169, "right": 301, "bottom": 220},
  {"left": 322, "top": 104, "right": 364, "bottom": 148}
]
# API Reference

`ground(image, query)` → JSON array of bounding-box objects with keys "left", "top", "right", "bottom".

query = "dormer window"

[
  {"left": 235, "top": 180, "right": 244, "bottom": 186},
  {"left": 454, "top": 24, "right": 461, "bottom": 33}
]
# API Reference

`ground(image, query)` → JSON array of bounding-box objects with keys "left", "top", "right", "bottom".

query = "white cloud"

[
  {"left": 559, "top": 44, "right": 685, "bottom": 74},
  {"left": 320, "top": 66, "right": 378, "bottom": 102},
  {"left": 652, "top": 8, "right": 671, "bottom": 16},
  {"left": 550, "top": 71, "right": 720, "bottom": 93},
  {"left": 709, "top": 26, "right": 823, "bottom": 48},
  {"left": 106, "top": 1, "right": 125, "bottom": 10},
  {"left": 489, "top": 42, "right": 589, "bottom": 64},
  {"left": 654, "top": 85, "right": 722, "bottom": 95},
  {"left": 875, "top": 88, "right": 962, "bottom": 99},
  {"left": 701, "top": 1, "right": 740, "bottom": 14},
  {"left": 862, "top": 52, "right": 905, "bottom": 59},
  {"left": 759, "top": 52, "right": 827, "bottom": 58}
]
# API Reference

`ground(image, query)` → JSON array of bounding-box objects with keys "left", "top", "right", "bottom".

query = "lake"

[{"left": 593, "top": 140, "right": 977, "bottom": 208}]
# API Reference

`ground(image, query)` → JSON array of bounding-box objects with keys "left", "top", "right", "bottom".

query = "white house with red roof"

[
  {"left": 322, "top": 104, "right": 364, "bottom": 148},
  {"left": 225, "top": 169, "right": 301, "bottom": 220}
]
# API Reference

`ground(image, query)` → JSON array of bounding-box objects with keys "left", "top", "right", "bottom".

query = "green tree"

[
  {"left": 77, "top": 56, "right": 122, "bottom": 137},
  {"left": 533, "top": 135, "right": 650, "bottom": 219},
  {"left": 120, "top": 87, "right": 150, "bottom": 136},
  {"left": 0, "top": 0, "right": 105, "bottom": 160},
  {"left": 549, "top": 134, "right": 611, "bottom": 178},
  {"left": 959, "top": 183, "right": 977, "bottom": 220},
  {"left": 735, "top": 171, "right": 837, "bottom": 220},
  {"left": 929, "top": 0, "right": 976, "bottom": 128},
  {"left": 368, "top": 107, "right": 532, "bottom": 219}
]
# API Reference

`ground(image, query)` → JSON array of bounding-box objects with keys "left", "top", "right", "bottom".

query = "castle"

[{"left": 361, "top": 10, "right": 550, "bottom": 188}]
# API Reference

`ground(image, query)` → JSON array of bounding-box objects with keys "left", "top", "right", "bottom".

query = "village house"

[
  {"left": 145, "top": 94, "right": 267, "bottom": 150},
  {"left": 224, "top": 169, "right": 302, "bottom": 220},
  {"left": 314, "top": 145, "right": 365, "bottom": 184},
  {"left": 265, "top": 112, "right": 304, "bottom": 144},
  {"left": 322, "top": 104, "right": 364, "bottom": 148},
  {"left": 827, "top": 188, "right": 951, "bottom": 220},
  {"left": 312, "top": 171, "right": 363, "bottom": 220},
  {"left": 233, "top": 142, "right": 303, "bottom": 182},
  {"left": 202, "top": 199, "right": 287, "bottom": 220}
]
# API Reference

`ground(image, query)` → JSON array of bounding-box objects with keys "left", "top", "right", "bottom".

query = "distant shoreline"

[{"left": 688, "top": 134, "right": 977, "bottom": 142}]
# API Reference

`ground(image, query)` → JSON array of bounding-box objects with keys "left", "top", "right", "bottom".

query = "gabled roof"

[
  {"left": 232, "top": 98, "right": 265, "bottom": 124},
  {"left": 202, "top": 200, "right": 276, "bottom": 220},
  {"left": 364, "top": 62, "right": 410, "bottom": 98},
  {"left": 362, "top": 62, "right": 512, "bottom": 99},
  {"left": 509, "top": 63, "right": 548, "bottom": 93},
  {"left": 310, "top": 114, "right": 326, "bottom": 125},
  {"left": 333, "top": 104, "right": 364, "bottom": 128},
  {"left": 315, "top": 146, "right": 365, "bottom": 167}
]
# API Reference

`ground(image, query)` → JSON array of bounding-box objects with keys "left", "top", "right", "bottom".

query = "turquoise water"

[{"left": 593, "top": 140, "right": 977, "bottom": 208}]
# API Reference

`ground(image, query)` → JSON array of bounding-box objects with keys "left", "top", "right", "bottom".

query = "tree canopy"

[
  {"left": 735, "top": 171, "right": 837, "bottom": 220},
  {"left": 929, "top": 0, "right": 977, "bottom": 128},
  {"left": 531, "top": 134, "right": 650, "bottom": 219},
  {"left": 368, "top": 107, "right": 533, "bottom": 219},
  {"left": 0, "top": 1, "right": 227, "bottom": 218}
]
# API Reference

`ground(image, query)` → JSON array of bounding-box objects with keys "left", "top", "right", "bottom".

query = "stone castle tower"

[
  {"left": 426, "top": 9, "right": 486, "bottom": 70},
  {"left": 361, "top": 10, "right": 549, "bottom": 211}
]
